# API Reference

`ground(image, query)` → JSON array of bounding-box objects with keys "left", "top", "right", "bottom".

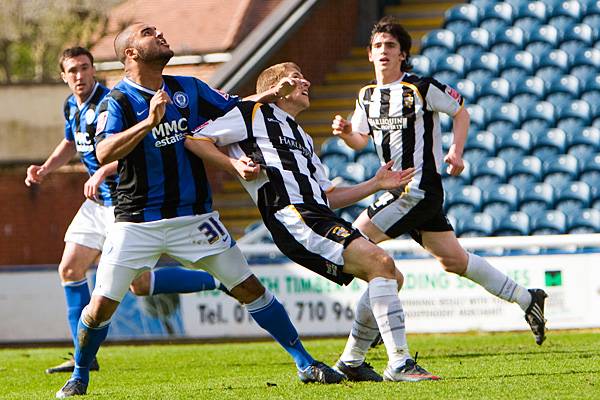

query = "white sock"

[
  {"left": 339, "top": 288, "right": 379, "bottom": 367},
  {"left": 368, "top": 277, "right": 411, "bottom": 369},
  {"left": 464, "top": 253, "right": 532, "bottom": 311}
]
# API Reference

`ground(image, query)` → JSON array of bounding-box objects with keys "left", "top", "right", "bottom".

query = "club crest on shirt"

[
  {"left": 96, "top": 111, "right": 108, "bottom": 134},
  {"left": 85, "top": 109, "right": 96, "bottom": 125},
  {"left": 403, "top": 92, "right": 414, "bottom": 108},
  {"left": 173, "top": 91, "right": 189, "bottom": 108},
  {"left": 331, "top": 226, "right": 351, "bottom": 238},
  {"left": 445, "top": 86, "right": 462, "bottom": 102}
]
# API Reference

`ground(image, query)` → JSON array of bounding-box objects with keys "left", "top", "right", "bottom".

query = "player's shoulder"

[{"left": 357, "top": 81, "right": 378, "bottom": 99}]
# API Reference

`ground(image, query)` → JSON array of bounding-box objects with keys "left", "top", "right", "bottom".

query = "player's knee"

[
  {"left": 439, "top": 252, "right": 468, "bottom": 275},
  {"left": 229, "top": 275, "right": 265, "bottom": 304},
  {"left": 82, "top": 302, "right": 112, "bottom": 327},
  {"left": 394, "top": 268, "right": 404, "bottom": 290},
  {"left": 58, "top": 261, "right": 87, "bottom": 282},
  {"left": 362, "top": 247, "right": 396, "bottom": 280},
  {"left": 130, "top": 272, "right": 151, "bottom": 296}
]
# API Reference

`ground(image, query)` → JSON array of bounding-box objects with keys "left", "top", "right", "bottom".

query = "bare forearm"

[
  {"left": 451, "top": 108, "right": 470, "bottom": 156},
  {"left": 43, "top": 140, "right": 77, "bottom": 172},
  {"left": 96, "top": 119, "right": 153, "bottom": 164},
  {"left": 185, "top": 138, "right": 237, "bottom": 175},
  {"left": 328, "top": 178, "right": 379, "bottom": 209},
  {"left": 338, "top": 131, "right": 369, "bottom": 150},
  {"left": 96, "top": 161, "right": 118, "bottom": 178}
]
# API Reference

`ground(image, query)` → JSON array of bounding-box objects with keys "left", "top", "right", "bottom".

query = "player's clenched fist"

[
  {"left": 147, "top": 89, "right": 171, "bottom": 127},
  {"left": 331, "top": 115, "right": 352, "bottom": 136}
]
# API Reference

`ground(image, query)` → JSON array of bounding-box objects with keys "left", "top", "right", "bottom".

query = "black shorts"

[
  {"left": 260, "top": 203, "right": 360, "bottom": 286},
  {"left": 367, "top": 190, "right": 453, "bottom": 245}
]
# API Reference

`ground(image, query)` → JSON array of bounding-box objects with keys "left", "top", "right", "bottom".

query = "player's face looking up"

[
  {"left": 60, "top": 55, "right": 96, "bottom": 102},
  {"left": 129, "top": 24, "right": 174, "bottom": 65},
  {"left": 283, "top": 67, "right": 311, "bottom": 112},
  {"left": 368, "top": 32, "right": 406, "bottom": 74}
]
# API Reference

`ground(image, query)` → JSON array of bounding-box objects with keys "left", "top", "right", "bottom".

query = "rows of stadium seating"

[{"left": 317, "top": 0, "right": 600, "bottom": 237}]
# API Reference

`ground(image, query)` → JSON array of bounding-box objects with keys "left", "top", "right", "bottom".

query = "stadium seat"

[
  {"left": 466, "top": 52, "right": 500, "bottom": 76},
  {"left": 548, "top": 0, "right": 582, "bottom": 20},
  {"left": 539, "top": 0, "right": 566, "bottom": 14},
  {"left": 411, "top": 55, "right": 432, "bottom": 76},
  {"left": 421, "top": 29, "right": 456, "bottom": 53},
  {"left": 586, "top": 0, "right": 600, "bottom": 15},
  {"left": 422, "top": 47, "right": 451, "bottom": 65},
  {"left": 441, "top": 131, "right": 453, "bottom": 153},
  {"left": 581, "top": 75, "right": 600, "bottom": 94},
  {"left": 531, "top": 210, "right": 567, "bottom": 235},
  {"left": 444, "top": 21, "right": 473, "bottom": 41},
  {"left": 445, "top": 204, "right": 473, "bottom": 231},
  {"left": 532, "top": 127, "right": 566, "bottom": 160},
  {"left": 458, "top": 212, "right": 495, "bottom": 237},
  {"left": 320, "top": 137, "right": 355, "bottom": 160},
  {"left": 557, "top": 100, "right": 592, "bottom": 126},
  {"left": 514, "top": 1, "right": 548, "bottom": 26},
  {"left": 569, "top": 48, "right": 600, "bottom": 82},
  {"left": 501, "top": 50, "right": 536, "bottom": 75},
  {"left": 544, "top": 74, "right": 580, "bottom": 99},
  {"left": 472, "top": 157, "right": 508, "bottom": 186},
  {"left": 579, "top": 171, "right": 600, "bottom": 201},
  {"left": 561, "top": 23, "right": 594, "bottom": 47},
  {"left": 480, "top": 2, "right": 514, "bottom": 28},
  {"left": 542, "top": 154, "right": 579, "bottom": 189},
  {"left": 321, "top": 153, "right": 348, "bottom": 178},
  {"left": 446, "top": 185, "right": 483, "bottom": 214},
  {"left": 465, "top": 104, "right": 487, "bottom": 130},
  {"left": 337, "top": 162, "right": 366, "bottom": 184},
  {"left": 439, "top": 112, "right": 453, "bottom": 132},
  {"left": 582, "top": 15, "right": 600, "bottom": 39},
  {"left": 567, "top": 208, "right": 600, "bottom": 233},
  {"left": 537, "top": 49, "right": 570, "bottom": 77},
  {"left": 456, "top": 28, "right": 490, "bottom": 51},
  {"left": 490, "top": 26, "right": 525, "bottom": 50},
  {"left": 582, "top": 92, "right": 600, "bottom": 119},
  {"left": 478, "top": 78, "right": 511, "bottom": 105},
  {"left": 557, "top": 118, "right": 587, "bottom": 134},
  {"left": 556, "top": 181, "right": 592, "bottom": 215},
  {"left": 568, "top": 143, "right": 596, "bottom": 162},
  {"left": 510, "top": 75, "right": 545, "bottom": 99},
  {"left": 583, "top": 153, "right": 600, "bottom": 173},
  {"left": 356, "top": 152, "right": 381, "bottom": 179},
  {"left": 508, "top": 155, "right": 543, "bottom": 182},
  {"left": 485, "top": 103, "right": 521, "bottom": 132},
  {"left": 519, "top": 181, "right": 554, "bottom": 218},
  {"left": 482, "top": 183, "right": 519, "bottom": 216},
  {"left": 434, "top": 72, "right": 460, "bottom": 87},
  {"left": 434, "top": 54, "right": 465, "bottom": 81},
  {"left": 522, "top": 101, "right": 555, "bottom": 126},
  {"left": 464, "top": 131, "right": 496, "bottom": 165},
  {"left": 444, "top": 4, "right": 479, "bottom": 28},
  {"left": 455, "top": 79, "right": 477, "bottom": 103},
  {"left": 493, "top": 211, "right": 531, "bottom": 236},
  {"left": 497, "top": 129, "right": 532, "bottom": 159},
  {"left": 466, "top": 69, "right": 495, "bottom": 88},
  {"left": 567, "top": 127, "right": 600, "bottom": 153},
  {"left": 526, "top": 24, "right": 559, "bottom": 48}
]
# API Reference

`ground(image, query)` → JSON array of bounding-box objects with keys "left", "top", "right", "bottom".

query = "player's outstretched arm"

[
  {"left": 96, "top": 89, "right": 171, "bottom": 164},
  {"left": 83, "top": 161, "right": 118, "bottom": 200},
  {"left": 184, "top": 137, "right": 260, "bottom": 181},
  {"left": 25, "top": 139, "right": 77, "bottom": 186},
  {"left": 331, "top": 115, "right": 370, "bottom": 149},
  {"left": 444, "top": 107, "right": 470, "bottom": 176},
  {"left": 327, "top": 161, "right": 415, "bottom": 209},
  {"left": 245, "top": 77, "right": 298, "bottom": 103}
]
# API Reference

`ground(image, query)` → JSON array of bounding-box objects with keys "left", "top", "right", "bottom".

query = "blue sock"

[
  {"left": 246, "top": 290, "right": 314, "bottom": 371},
  {"left": 72, "top": 319, "right": 109, "bottom": 384},
  {"left": 63, "top": 279, "right": 91, "bottom": 346},
  {"left": 152, "top": 267, "right": 217, "bottom": 295}
]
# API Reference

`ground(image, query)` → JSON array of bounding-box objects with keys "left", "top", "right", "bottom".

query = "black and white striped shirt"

[
  {"left": 351, "top": 73, "right": 464, "bottom": 198},
  {"left": 192, "top": 101, "right": 333, "bottom": 209}
]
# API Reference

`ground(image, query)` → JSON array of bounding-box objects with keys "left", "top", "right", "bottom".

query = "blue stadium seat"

[
  {"left": 586, "top": 0, "right": 600, "bottom": 15},
  {"left": 456, "top": 28, "right": 491, "bottom": 51},
  {"left": 421, "top": 29, "right": 456, "bottom": 53},
  {"left": 478, "top": 77, "right": 511, "bottom": 103},
  {"left": 579, "top": 171, "right": 600, "bottom": 202},
  {"left": 544, "top": 74, "right": 580, "bottom": 99},
  {"left": 445, "top": 204, "right": 473, "bottom": 231},
  {"left": 561, "top": 23, "right": 594, "bottom": 46},
  {"left": 548, "top": 0, "right": 582, "bottom": 20},
  {"left": 581, "top": 75, "right": 600, "bottom": 93},
  {"left": 537, "top": 49, "right": 570, "bottom": 76},
  {"left": 514, "top": 1, "right": 548, "bottom": 26},
  {"left": 568, "top": 143, "right": 596, "bottom": 162},
  {"left": 501, "top": 50, "right": 536, "bottom": 75},
  {"left": 583, "top": 153, "right": 600, "bottom": 173},
  {"left": 539, "top": 0, "right": 566, "bottom": 14},
  {"left": 522, "top": 101, "right": 555, "bottom": 126},
  {"left": 497, "top": 129, "right": 532, "bottom": 159},
  {"left": 434, "top": 71, "right": 460, "bottom": 87},
  {"left": 482, "top": 183, "right": 519, "bottom": 215},
  {"left": 337, "top": 162, "right": 365, "bottom": 184},
  {"left": 531, "top": 210, "right": 567, "bottom": 234},
  {"left": 321, "top": 154, "right": 347, "bottom": 178},
  {"left": 446, "top": 185, "right": 483, "bottom": 214},
  {"left": 320, "top": 137, "right": 355, "bottom": 160},
  {"left": 472, "top": 157, "right": 508, "bottom": 186},
  {"left": 494, "top": 211, "right": 531, "bottom": 236},
  {"left": 527, "top": 24, "right": 559, "bottom": 47},
  {"left": 581, "top": 92, "right": 600, "bottom": 119},
  {"left": 466, "top": 69, "right": 495, "bottom": 88},
  {"left": 511, "top": 95, "right": 538, "bottom": 118},
  {"left": 445, "top": 4, "right": 479, "bottom": 28},
  {"left": 569, "top": 48, "right": 600, "bottom": 82},
  {"left": 509, "top": 155, "right": 544, "bottom": 182},
  {"left": 543, "top": 154, "right": 579, "bottom": 190},
  {"left": 466, "top": 52, "right": 500, "bottom": 75},
  {"left": 441, "top": 131, "right": 453, "bottom": 152},
  {"left": 532, "top": 128, "right": 566, "bottom": 160},
  {"left": 510, "top": 75, "right": 545, "bottom": 99},
  {"left": 339, "top": 196, "right": 372, "bottom": 221},
  {"left": 434, "top": 54, "right": 465, "bottom": 80},
  {"left": 458, "top": 213, "right": 495, "bottom": 237},
  {"left": 519, "top": 181, "right": 554, "bottom": 218},
  {"left": 465, "top": 104, "right": 487, "bottom": 130},
  {"left": 556, "top": 181, "right": 592, "bottom": 215},
  {"left": 356, "top": 152, "right": 381, "bottom": 179},
  {"left": 491, "top": 26, "right": 525, "bottom": 50},
  {"left": 568, "top": 208, "right": 600, "bottom": 233},
  {"left": 520, "top": 119, "right": 551, "bottom": 138},
  {"left": 455, "top": 79, "right": 477, "bottom": 103},
  {"left": 439, "top": 112, "right": 453, "bottom": 132},
  {"left": 582, "top": 15, "right": 600, "bottom": 39},
  {"left": 422, "top": 47, "right": 451, "bottom": 64},
  {"left": 464, "top": 131, "right": 496, "bottom": 165},
  {"left": 480, "top": 2, "right": 514, "bottom": 28},
  {"left": 485, "top": 103, "right": 521, "bottom": 132},
  {"left": 445, "top": 21, "right": 473, "bottom": 40},
  {"left": 557, "top": 100, "right": 592, "bottom": 126},
  {"left": 410, "top": 55, "right": 432, "bottom": 76}
]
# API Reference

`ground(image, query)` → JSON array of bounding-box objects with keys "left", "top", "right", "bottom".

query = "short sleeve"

[
  {"left": 350, "top": 99, "right": 370, "bottom": 135},
  {"left": 195, "top": 79, "right": 240, "bottom": 116},
  {"left": 425, "top": 78, "right": 464, "bottom": 116},
  {"left": 94, "top": 97, "right": 125, "bottom": 144},
  {"left": 63, "top": 99, "right": 74, "bottom": 141},
  {"left": 191, "top": 105, "right": 249, "bottom": 146}
]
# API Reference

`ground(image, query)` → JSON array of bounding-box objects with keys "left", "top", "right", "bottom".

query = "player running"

[
  {"left": 26, "top": 47, "right": 225, "bottom": 375},
  {"left": 186, "top": 61, "right": 440, "bottom": 383},
  {"left": 330, "top": 17, "right": 548, "bottom": 372}
]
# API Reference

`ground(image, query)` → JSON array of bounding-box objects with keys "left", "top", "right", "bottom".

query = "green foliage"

[{"left": 1, "top": 331, "right": 599, "bottom": 399}]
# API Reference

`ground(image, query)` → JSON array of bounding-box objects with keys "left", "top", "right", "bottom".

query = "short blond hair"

[{"left": 256, "top": 62, "right": 300, "bottom": 93}]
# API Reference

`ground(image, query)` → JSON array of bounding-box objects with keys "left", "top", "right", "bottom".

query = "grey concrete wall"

[{"left": 0, "top": 84, "right": 71, "bottom": 162}]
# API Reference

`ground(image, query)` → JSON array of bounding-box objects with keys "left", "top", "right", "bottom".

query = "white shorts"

[
  {"left": 92, "top": 212, "right": 252, "bottom": 302},
  {"left": 64, "top": 199, "right": 115, "bottom": 251}
]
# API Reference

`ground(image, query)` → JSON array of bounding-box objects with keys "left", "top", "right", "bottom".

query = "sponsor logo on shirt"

[
  {"left": 278, "top": 136, "right": 311, "bottom": 158},
  {"left": 96, "top": 111, "right": 108, "bottom": 134},
  {"left": 152, "top": 117, "right": 188, "bottom": 147},
  {"left": 445, "top": 86, "right": 462, "bottom": 102},
  {"left": 191, "top": 120, "right": 211, "bottom": 134},
  {"left": 368, "top": 117, "right": 408, "bottom": 131}
]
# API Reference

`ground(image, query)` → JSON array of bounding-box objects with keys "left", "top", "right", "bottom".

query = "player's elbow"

[{"left": 96, "top": 144, "right": 112, "bottom": 165}]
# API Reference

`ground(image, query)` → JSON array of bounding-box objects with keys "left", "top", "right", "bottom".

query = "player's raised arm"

[
  {"left": 25, "top": 139, "right": 77, "bottom": 186},
  {"left": 245, "top": 77, "right": 298, "bottom": 103},
  {"left": 331, "top": 114, "right": 370, "bottom": 150},
  {"left": 185, "top": 138, "right": 260, "bottom": 181},
  {"left": 444, "top": 107, "right": 470, "bottom": 176},
  {"left": 96, "top": 89, "right": 171, "bottom": 164},
  {"left": 327, "top": 162, "right": 415, "bottom": 209}
]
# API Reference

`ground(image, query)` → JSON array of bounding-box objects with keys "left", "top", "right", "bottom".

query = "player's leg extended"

[
  {"left": 421, "top": 230, "right": 547, "bottom": 344},
  {"left": 196, "top": 245, "right": 343, "bottom": 384},
  {"left": 129, "top": 267, "right": 220, "bottom": 296}
]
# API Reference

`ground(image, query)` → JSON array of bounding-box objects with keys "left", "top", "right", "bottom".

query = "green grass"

[{"left": 1, "top": 331, "right": 599, "bottom": 399}]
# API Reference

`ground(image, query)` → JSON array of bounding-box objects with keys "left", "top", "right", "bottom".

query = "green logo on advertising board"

[{"left": 544, "top": 270, "right": 562, "bottom": 287}]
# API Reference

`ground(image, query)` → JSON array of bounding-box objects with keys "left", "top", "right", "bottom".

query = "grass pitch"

[{"left": 1, "top": 330, "right": 598, "bottom": 399}]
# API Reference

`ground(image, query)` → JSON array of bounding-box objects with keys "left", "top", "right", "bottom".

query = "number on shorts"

[{"left": 197, "top": 217, "right": 227, "bottom": 244}]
